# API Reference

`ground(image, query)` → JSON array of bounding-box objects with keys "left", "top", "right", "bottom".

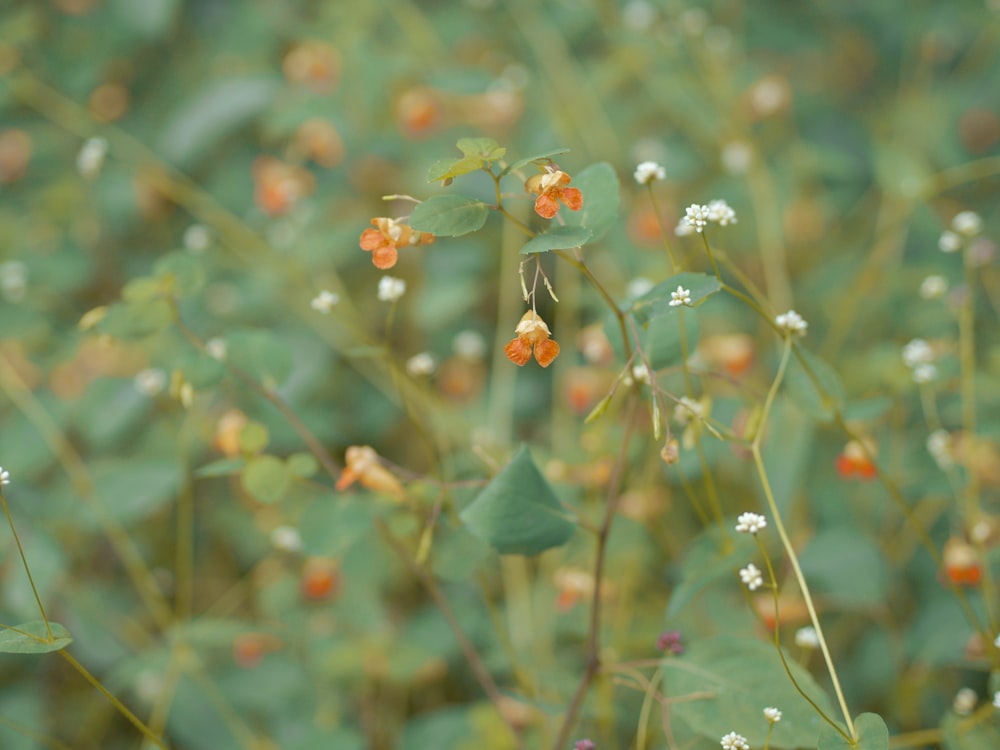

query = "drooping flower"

[
  {"left": 835, "top": 438, "right": 878, "bottom": 480},
  {"left": 504, "top": 310, "right": 560, "bottom": 367},
  {"left": 360, "top": 217, "right": 434, "bottom": 270},
  {"left": 943, "top": 537, "right": 982, "bottom": 586},
  {"left": 336, "top": 445, "right": 405, "bottom": 501},
  {"left": 525, "top": 170, "right": 583, "bottom": 219}
]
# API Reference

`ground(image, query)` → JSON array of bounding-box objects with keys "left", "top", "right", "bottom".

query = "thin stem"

[
  {"left": 645, "top": 186, "right": 680, "bottom": 272},
  {"left": 553, "top": 249, "right": 632, "bottom": 359},
  {"left": 0, "top": 490, "right": 52, "bottom": 638},
  {"left": 699, "top": 232, "right": 722, "bottom": 280},
  {"left": 551, "top": 393, "right": 639, "bottom": 750},
  {"left": 751, "top": 339, "right": 855, "bottom": 740},
  {"left": 958, "top": 252, "right": 980, "bottom": 523}
]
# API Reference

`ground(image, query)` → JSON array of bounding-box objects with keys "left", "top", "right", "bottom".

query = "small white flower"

[
  {"left": 763, "top": 707, "right": 782, "bottom": 723},
  {"left": 183, "top": 224, "right": 211, "bottom": 253},
  {"left": 994, "top": 632, "right": 1000, "bottom": 648},
  {"left": 993, "top": 691, "right": 1000, "bottom": 709},
  {"left": 634, "top": 160, "right": 666, "bottom": 185},
  {"left": 406, "top": 352, "right": 436, "bottom": 377},
  {"left": 721, "top": 141, "right": 753, "bottom": 175},
  {"left": 720, "top": 731, "right": 750, "bottom": 750},
  {"left": 953, "top": 687, "right": 977, "bottom": 716},
  {"left": 775, "top": 310, "right": 807, "bottom": 336},
  {"left": 0, "top": 466, "right": 9, "bottom": 486},
  {"left": 795, "top": 626, "right": 819, "bottom": 648},
  {"left": 707, "top": 199, "right": 737, "bottom": 226},
  {"left": 673, "top": 396, "right": 702, "bottom": 425},
  {"left": 919, "top": 275, "right": 948, "bottom": 300},
  {"left": 270, "top": 525, "right": 303, "bottom": 553},
  {"left": 0, "top": 260, "right": 28, "bottom": 303},
  {"left": 739, "top": 563, "right": 763, "bottom": 591},
  {"left": 453, "top": 330, "right": 486, "bottom": 359},
  {"left": 674, "top": 220, "right": 695, "bottom": 237},
  {"left": 310, "top": 289, "right": 340, "bottom": 313},
  {"left": 938, "top": 230, "right": 962, "bottom": 253},
  {"left": 631, "top": 362, "right": 651, "bottom": 384},
  {"left": 626, "top": 277, "right": 654, "bottom": 299},
  {"left": 735, "top": 512, "right": 767, "bottom": 534},
  {"left": 377, "top": 276, "right": 406, "bottom": 302},
  {"left": 205, "top": 337, "right": 227, "bottom": 361},
  {"left": 669, "top": 286, "right": 692, "bottom": 307},
  {"left": 912, "top": 363, "right": 937, "bottom": 384},
  {"left": 952, "top": 211, "right": 982, "bottom": 237},
  {"left": 76, "top": 136, "right": 108, "bottom": 179},
  {"left": 901, "top": 338, "right": 934, "bottom": 368},
  {"left": 134, "top": 368, "right": 167, "bottom": 397},
  {"left": 682, "top": 204, "right": 711, "bottom": 233},
  {"left": 927, "top": 429, "right": 954, "bottom": 471}
]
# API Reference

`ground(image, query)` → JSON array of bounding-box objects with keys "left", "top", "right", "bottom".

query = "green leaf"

[
  {"left": 409, "top": 195, "right": 490, "bottom": 236},
  {"left": 606, "top": 306, "right": 700, "bottom": 369},
  {"left": 154, "top": 251, "right": 206, "bottom": 298},
  {"left": 562, "top": 162, "right": 620, "bottom": 240},
  {"left": 455, "top": 137, "right": 505, "bottom": 162},
  {"left": 631, "top": 272, "right": 722, "bottom": 325},
  {"left": 460, "top": 445, "right": 575, "bottom": 556},
  {"left": 426, "top": 156, "right": 483, "bottom": 183},
  {"left": 286, "top": 452, "right": 318, "bottom": 478},
  {"left": 798, "top": 528, "right": 888, "bottom": 606},
  {"left": 194, "top": 458, "right": 246, "bottom": 478},
  {"left": 818, "top": 713, "right": 889, "bottom": 750},
  {"left": 500, "top": 148, "right": 571, "bottom": 177},
  {"left": 226, "top": 330, "right": 293, "bottom": 387},
  {"left": 242, "top": 455, "right": 291, "bottom": 504},
  {"left": 239, "top": 421, "right": 269, "bottom": 454},
  {"left": 666, "top": 524, "right": 755, "bottom": 617},
  {"left": 100, "top": 298, "right": 173, "bottom": 340},
  {"left": 0, "top": 622, "right": 73, "bottom": 654},
  {"left": 665, "top": 636, "right": 838, "bottom": 749},
  {"left": 785, "top": 347, "right": 845, "bottom": 421},
  {"left": 520, "top": 225, "right": 593, "bottom": 255},
  {"left": 299, "top": 495, "right": 376, "bottom": 557},
  {"left": 93, "top": 459, "right": 182, "bottom": 525},
  {"left": 175, "top": 350, "right": 225, "bottom": 389}
]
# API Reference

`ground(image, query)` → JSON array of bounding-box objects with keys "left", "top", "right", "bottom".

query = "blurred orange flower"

[
  {"left": 252, "top": 156, "right": 315, "bottom": 217},
  {"left": 359, "top": 217, "right": 434, "bottom": 270},
  {"left": 835, "top": 438, "right": 877, "bottom": 480},
  {"left": 504, "top": 311, "right": 560, "bottom": 367},
  {"left": 525, "top": 170, "right": 583, "bottom": 219},
  {"left": 336, "top": 445, "right": 405, "bottom": 501}
]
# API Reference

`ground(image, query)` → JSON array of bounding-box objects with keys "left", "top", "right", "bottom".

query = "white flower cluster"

[
  {"left": 0, "top": 466, "right": 10, "bottom": 486},
  {"left": 939, "top": 211, "right": 983, "bottom": 254},
  {"left": 901, "top": 338, "right": 936, "bottom": 384},
  {"left": 795, "top": 626, "right": 819, "bottom": 648},
  {"left": 708, "top": 199, "right": 737, "bottom": 226},
  {"left": 677, "top": 200, "right": 737, "bottom": 234},
  {"left": 673, "top": 396, "right": 702, "bottom": 425},
  {"left": 739, "top": 563, "right": 763, "bottom": 591},
  {"left": 634, "top": 160, "right": 666, "bottom": 185},
  {"left": 775, "top": 310, "right": 807, "bottom": 337},
  {"left": 406, "top": 352, "right": 436, "bottom": 377},
  {"left": 669, "top": 285, "right": 692, "bottom": 307},
  {"left": 919, "top": 275, "right": 947, "bottom": 300},
  {"left": 763, "top": 707, "right": 782, "bottom": 723},
  {"left": 270, "top": 525, "right": 303, "bottom": 553},
  {"left": 926, "top": 429, "right": 954, "bottom": 471},
  {"left": 735, "top": 512, "right": 767, "bottom": 534},
  {"left": 377, "top": 276, "right": 406, "bottom": 302},
  {"left": 720, "top": 731, "right": 749, "bottom": 750},
  {"left": 77, "top": 136, "right": 108, "bottom": 179},
  {"left": 953, "top": 687, "right": 977, "bottom": 716},
  {"left": 310, "top": 289, "right": 340, "bottom": 313},
  {"left": 134, "top": 368, "right": 167, "bottom": 397},
  {"left": 453, "top": 330, "right": 486, "bottom": 359}
]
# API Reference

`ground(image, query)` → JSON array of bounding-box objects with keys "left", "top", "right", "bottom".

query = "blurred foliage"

[{"left": 1, "top": 0, "right": 1000, "bottom": 749}]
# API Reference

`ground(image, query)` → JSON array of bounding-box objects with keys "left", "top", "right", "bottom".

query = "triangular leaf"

[
  {"left": 460, "top": 445, "right": 575, "bottom": 555},
  {"left": 631, "top": 272, "right": 722, "bottom": 325},
  {"left": 427, "top": 156, "right": 484, "bottom": 183},
  {"left": 520, "top": 225, "right": 593, "bottom": 255},
  {"left": 499, "top": 148, "right": 571, "bottom": 177},
  {"left": 562, "top": 162, "right": 620, "bottom": 241},
  {"left": 0, "top": 622, "right": 73, "bottom": 654},
  {"left": 456, "top": 137, "right": 505, "bottom": 162},
  {"left": 409, "top": 195, "right": 490, "bottom": 236},
  {"left": 818, "top": 713, "right": 889, "bottom": 750}
]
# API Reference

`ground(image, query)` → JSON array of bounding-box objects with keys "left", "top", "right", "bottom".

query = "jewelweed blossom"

[
  {"left": 310, "top": 290, "right": 340, "bottom": 313},
  {"left": 763, "top": 707, "right": 782, "bottom": 723},
  {"left": 574, "top": 741, "right": 596, "bottom": 750},
  {"left": 735, "top": 512, "right": 767, "bottom": 534},
  {"left": 377, "top": 276, "right": 406, "bottom": 302},
  {"left": 739, "top": 563, "right": 763, "bottom": 591},
  {"left": 795, "top": 626, "right": 819, "bottom": 648},
  {"left": 525, "top": 170, "right": 583, "bottom": 219},
  {"left": 720, "top": 731, "right": 750, "bottom": 750},
  {"left": 669, "top": 286, "right": 692, "bottom": 307},
  {"left": 938, "top": 230, "right": 962, "bottom": 253},
  {"left": 0, "top": 466, "right": 9, "bottom": 486},
  {"left": 634, "top": 160, "right": 666, "bottom": 185},
  {"left": 952, "top": 211, "right": 982, "bottom": 237},
  {"left": 504, "top": 311, "right": 560, "bottom": 367},
  {"left": 360, "top": 217, "right": 434, "bottom": 270},
  {"left": 775, "top": 310, "right": 807, "bottom": 336}
]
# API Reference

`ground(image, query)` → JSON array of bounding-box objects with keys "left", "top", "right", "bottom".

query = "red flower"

[
  {"left": 835, "top": 439, "right": 877, "bottom": 480},
  {"left": 943, "top": 538, "right": 982, "bottom": 586},
  {"left": 525, "top": 170, "right": 583, "bottom": 219},
  {"left": 504, "top": 311, "right": 560, "bottom": 367},
  {"left": 359, "top": 217, "right": 434, "bottom": 270}
]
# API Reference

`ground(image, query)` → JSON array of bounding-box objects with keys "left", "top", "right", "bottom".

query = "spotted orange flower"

[
  {"left": 336, "top": 445, "right": 405, "bottom": 501},
  {"left": 525, "top": 170, "right": 583, "bottom": 219},
  {"left": 835, "top": 438, "right": 877, "bottom": 480},
  {"left": 504, "top": 311, "right": 560, "bottom": 367},
  {"left": 359, "top": 217, "right": 434, "bottom": 270}
]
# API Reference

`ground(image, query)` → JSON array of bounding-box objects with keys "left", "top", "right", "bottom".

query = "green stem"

[{"left": 0, "top": 491, "right": 52, "bottom": 638}]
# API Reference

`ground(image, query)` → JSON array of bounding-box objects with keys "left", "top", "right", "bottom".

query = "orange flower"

[
  {"left": 336, "top": 445, "right": 405, "bottom": 500},
  {"left": 504, "top": 311, "right": 560, "bottom": 367},
  {"left": 943, "top": 538, "right": 982, "bottom": 586},
  {"left": 300, "top": 556, "right": 341, "bottom": 601},
  {"left": 525, "top": 170, "right": 583, "bottom": 219},
  {"left": 835, "top": 438, "right": 877, "bottom": 480},
  {"left": 359, "top": 217, "right": 434, "bottom": 270},
  {"left": 252, "top": 156, "right": 315, "bottom": 217}
]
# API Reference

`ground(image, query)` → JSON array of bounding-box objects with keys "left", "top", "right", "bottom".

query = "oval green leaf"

[
  {"left": 562, "top": 162, "right": 620, "bottom": 241},
  {"left": 818, "top": 713, "right": 889, "bottom": 750},
  {"left": 456, "top": 137, "right": 505, "bottom": 162},
  {"left": 631, "top": 272, "right": 722, "bottom": 325},
  {"left": 460, "top": 445, "right": 575, "bottom": 556},
  {"left": 427, "top": 156, "right": 483, "bottom": 183},
  {"left": 520, "top": 225, "right": 592, "bottom": 255},
  {"left": 500, "top": 148, "right": 571, "bottom": 177},
  {"left": 0, "top": 622, "right": 73, "bottom": 654},
  {"left": 242, "top": 454, "right": 291, "bottom": 504},
  {"left": 409, "top": 195, "right": 490, "bottom": 236}
]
